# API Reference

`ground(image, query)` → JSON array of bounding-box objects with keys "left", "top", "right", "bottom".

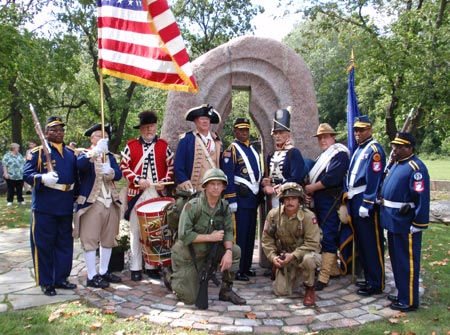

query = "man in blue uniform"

[
  {"left": 23, "top": 116, "right": 78, "bottom": 296},
  {"left": 305, "top": 123, "right": 350, "bottom": 290},
  {"left": 222, "top": 118, "right": 262, "bottom": 281},
  {"left": 380, "top": 132, "right": 429, "bottom": 312},
  {"left": 346, "top": 115, "right": 386, "bottom": 296}
]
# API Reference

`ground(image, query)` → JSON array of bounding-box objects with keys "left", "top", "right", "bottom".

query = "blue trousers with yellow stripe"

[
  {"left": 235, "top": 208, "right": 257, "bottom": 274},
  {"left": 30, "top": 211, "right": 74, "bottom": 286},
  {"left": 387, "top": 231, "right": 421, "bottom": 307}
]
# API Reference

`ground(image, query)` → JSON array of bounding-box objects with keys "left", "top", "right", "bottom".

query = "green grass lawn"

[{"left": 423, "top": 159, "right": 450, "bottom": 181}]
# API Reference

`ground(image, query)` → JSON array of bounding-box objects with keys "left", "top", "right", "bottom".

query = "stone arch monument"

[{"left": 161, "top": 35, "right": 320, "bottom": 161}]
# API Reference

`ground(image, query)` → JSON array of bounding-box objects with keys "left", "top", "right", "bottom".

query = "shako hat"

[
  {"left": 185, "top": 104, "right": 221, "bottom": 124},
  {"left": 278, "top": 182, "right": 304, "bottom": 200},
  {"left": 46, "top": 116, "right": 65, "bottom": 129},
  {"left": 353, "top": 115, "right": 372, "bottom": 129},
  {"left": 272, "top": 107, "right": 291, "bottom": 132},
  {"left": 313, "top": 123, "right": 338, "bottom": 137},
  {"left": 84, "top": 123, "right": 112, "bottom": 137},
  {"left": 133, "top": 111, "right": 158, "bottom": 129},
  {"left": 390, "top": 132, "right": 416, "bottom": 147},
  {"left": 234, "top": 118, "right": 250, "bottom": 129}
]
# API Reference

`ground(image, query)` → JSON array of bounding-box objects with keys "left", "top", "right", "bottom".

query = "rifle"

[
  {"left": 29, "top": 104, "right": 54, "bottom": 173},
  {"left": 195, "top": 209, "right": 225, "bottom": 310}
]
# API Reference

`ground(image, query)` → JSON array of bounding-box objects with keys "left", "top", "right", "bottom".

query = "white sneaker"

[
  {"left": 7, "top": 202, "right": 12, "bottom": 206},
  {"left": 20, "top": 201, "right": 26, "bottom": 205}
]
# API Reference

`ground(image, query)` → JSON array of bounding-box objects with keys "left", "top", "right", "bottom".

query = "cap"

[
  {"left": 278, "top": 182, "right": 304, "bottom": 200},
  {"left": 46, "top": 116, "right": 65, "bottom": 128},
  {"left": 272, "top": 107, "right": 291, "bottom": 132},
  {"left": 390, "top": 132, "right": 415, "bottom": 147},
  {"left": 84, "top": 123, "right": 112, "bottom": 137},
  {"left": 313, "top": 123, "right": 338, "bottom": 137},
  {"left": 185, "top": 104, "right": 221, "bottom": 124},
  {"left": 234, "top": 118, "right": 250, "bottom": 129},
  {"left": 133, "top": 111, "right": 158, "bottom": 129},
  {"left": 353, "top": 115, "right": 372, "bottom": 129}
]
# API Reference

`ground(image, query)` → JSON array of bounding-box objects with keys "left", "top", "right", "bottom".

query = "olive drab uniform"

[
  {"left": 261, "top": 205, "right": 321, "bottom": 296},
  {"left": 170, "top": 192, "right": 241, "bottom": 305}
]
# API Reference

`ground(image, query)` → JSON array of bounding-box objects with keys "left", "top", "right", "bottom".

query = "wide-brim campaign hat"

[
  {"left": 133, "top": 111, "right": 158, "bottom": 129},
  {"left": 390, "top": 132, "right": 416, "bottom": 147},
  {"left": 353, "top": 115, "right": 372, "bottom": 128},
  {"left": 184, "top": 104, "right": 221, "bottom": 124},
  {"left": 84, "top": 123, "right": 112, "bottom": 137},
  {"left": 313, "top": 123, "right": 338, "bottom": 137},
  {"left": 234, "top": 117, "right": 250, "bottom": 129},
  {"left": 46, "top": 116, "right": 65, "bottom": 128},
  {"left": 272, "top": 107, "right": 291, "bottom": 132}
]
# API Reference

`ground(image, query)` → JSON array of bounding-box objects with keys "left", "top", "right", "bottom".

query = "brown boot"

[
  {"left": 303, "top": 285, "right": 316, "bottom": 306},
  {"left": 219, "top": 283, "right": 246, "bottom": 305}
]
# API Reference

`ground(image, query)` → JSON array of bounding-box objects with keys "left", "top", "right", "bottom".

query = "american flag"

[{"left": 98, "top": 0, "right": 198, "bottom": 92}]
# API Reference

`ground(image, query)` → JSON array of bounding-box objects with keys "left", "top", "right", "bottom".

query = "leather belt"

[
  {"left": 46, "top": 183, "right": 74, "bottom": 192},
  {"left": 381, "top": 199, "right": 415, "bottom": 209},
  {"left": 347, "top": 185, "right": 366, "bottom": 199}
]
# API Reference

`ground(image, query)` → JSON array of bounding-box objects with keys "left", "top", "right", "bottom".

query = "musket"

[{"left": 29, "top": 104, "right": 55, "bottom": 173}]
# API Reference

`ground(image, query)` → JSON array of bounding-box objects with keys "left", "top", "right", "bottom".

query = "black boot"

[{"left": 219, "top": 282, "right": 246, "bottom": 305}]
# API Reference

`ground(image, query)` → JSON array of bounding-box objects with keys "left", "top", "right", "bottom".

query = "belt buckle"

[{"left": 62, "top": 184, "right": 70, "bottom": 191}]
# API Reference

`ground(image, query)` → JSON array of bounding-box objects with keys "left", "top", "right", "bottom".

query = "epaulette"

[
  {"left": 179, "top": 132, "right": 188, "bottom": 140},
  {"left": 30, "top": 145, "right": 43, "bottom": 154},
  {"left": 408, "top": 160, "right": 420, "bottom": 171},
  {"left": 370, "top": 143, "right": 379, "bottom": 153}
]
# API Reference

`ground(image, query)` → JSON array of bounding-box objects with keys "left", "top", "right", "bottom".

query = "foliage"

[{"left": 114, "top": 219, "right": 130, "bottom": 252}]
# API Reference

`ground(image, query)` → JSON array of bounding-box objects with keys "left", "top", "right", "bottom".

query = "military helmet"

[
  {"left": 201, "top": 168, "right": 228, "bottom": 188},
  {"left": 278, "top": 182, "right": 304, "bottom": 200}
]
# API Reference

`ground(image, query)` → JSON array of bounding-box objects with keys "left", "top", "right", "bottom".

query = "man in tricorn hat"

[
  {"left": 305, "top": 123, "right": 350, "bottom": 290},
  {"left": 120, "top": 111, "right": 174, "bottom": 281},
  {"left": 74, "top": 123, "right": 123, "bottom": 288},
  {"left": 262, "top": 107, "right": 306, "bottom": 208},
  {"left": 346, "top": 115, "right": 386, "bottom": 296},
  {"left": 23, "top": 116, "right": 78, "bottom": 296},
  {"left": 222, "top": 117, "right": 262, "bottom": 281},
  {"left": 261, "top": 182, "right": 321, "bottom": 306},
  {"left": 174, "top": 104, "right": 222, "bottom": 193},
  {"left": 380, "top": 132, "right": 429, "bottom": 312}
]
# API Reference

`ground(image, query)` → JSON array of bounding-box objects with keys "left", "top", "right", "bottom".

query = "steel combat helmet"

[
  {"left": 278, "top": 182, "right": 305, "bottom": 200},
  {"left": 201, "top": 168, "right": 228, "bottom": 188}
]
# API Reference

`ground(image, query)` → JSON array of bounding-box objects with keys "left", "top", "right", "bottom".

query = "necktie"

[{"left": 206, "top": 139, "right": 211, "bottom": 152}]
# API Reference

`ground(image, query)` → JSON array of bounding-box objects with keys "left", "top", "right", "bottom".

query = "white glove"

[
  {"left": 42, "top": 172, "right": 59, "bottom": 185},
  {"left": 410, "top": 226, "right": 423, "bottom": 234},
  {"left": 229, "top": 202, "right": 238, "bottom": 213},
  {"left": 93, "top": 138, "right": 109, "bottom": 156},
  {"left": 359, "top": 206, "right": 369, "bottom": 218},
  {"left": 101, "top": 162, "right": 112, "bottom": 175}
]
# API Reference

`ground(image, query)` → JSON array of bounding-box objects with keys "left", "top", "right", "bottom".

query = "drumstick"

[{"left": 147, "top": 181, "right": 174, "bottom": 186}]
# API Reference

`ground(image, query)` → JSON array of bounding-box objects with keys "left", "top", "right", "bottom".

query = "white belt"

[
  {"left": 234, "top": 176, "right": 259, "bottom": 195},
  {"left": 381, "top": 199, "right": 415, "bottom": 209},
  {"left": 347, "top": 185, "right": 366, "bottom": 199},
  {"left": 97, "top": 196, "right": 112, "bottom": 208},
  {"left": 46, "top": 183, "right": 74, "bottom": 192}
]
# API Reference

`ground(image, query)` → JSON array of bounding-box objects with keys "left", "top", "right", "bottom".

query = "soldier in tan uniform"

[{"left": 261, "top": 182, "right": 321, "bottom": 306}]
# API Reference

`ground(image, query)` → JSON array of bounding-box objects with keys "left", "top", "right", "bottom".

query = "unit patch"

[
  {"left": 372, "top": 161, "right": 382, "bottom": 172},
  {"left": 413, "top": 172, "right": 423, "bottom": 181},
  {"left": 373, "top": 153, "right": 381, "bottom": 162},
  {"left": 414, "top": 181, "right": 425, "bottom": 192}
]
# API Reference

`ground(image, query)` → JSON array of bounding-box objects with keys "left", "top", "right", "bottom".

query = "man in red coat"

[{"left": 120, "top": 111, "right": 174, "bottom": 281}]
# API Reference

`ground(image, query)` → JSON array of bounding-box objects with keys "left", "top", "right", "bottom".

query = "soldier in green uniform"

[
  {"left": 262, "top": 182, "right": 322, "bottom": 306},
  {"left": 169, "top": 168, "right": 246, "bottom": 307}
]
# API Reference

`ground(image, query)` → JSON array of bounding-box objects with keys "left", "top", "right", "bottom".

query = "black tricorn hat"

[
  {"left": 184, "top": 104, "right": 221, "bottom": 124},
  {"left": 84, "top": 123, "right": 112, "bottom": 137},
  {"left": 46, "top": 116, "right": 65, "bottom": 129},
  {"left": 133, "top": 111, "right": 158, "bottom": 129}
]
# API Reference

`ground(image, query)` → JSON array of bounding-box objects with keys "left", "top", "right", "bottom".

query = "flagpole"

[{"left": 99, "top": 70, "right": 106, "bottom": 138}]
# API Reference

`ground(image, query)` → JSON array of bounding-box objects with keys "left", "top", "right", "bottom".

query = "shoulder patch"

[
  {"left": 372, "top": 161, "right": 382, "bottom": 172},
  {"left": 223, "top": 151, "right": 231, "bottom": 158},
  {"left": 413, "top": 172, "right": 423, "bottom": 181},
  {"left": 413, "top": 180, "right": 425, "bottom": 192},
  {"left": 312, "top": 215, "right": 318, "bottom": 225},
  {"left": 373, "top": 153, "right": 381, "bottom": 162}
]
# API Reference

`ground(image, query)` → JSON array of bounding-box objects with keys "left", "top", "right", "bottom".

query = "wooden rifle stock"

[{"left": 29, "top": 104, "right": 54, "bottom": 173}]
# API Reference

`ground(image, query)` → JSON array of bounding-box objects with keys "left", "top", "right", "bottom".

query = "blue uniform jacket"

[
  {"left": 380, "top": 155, "right": 430, "bottom": 234},
  {"left": 23, "top": 144, "right": 78, "bottom": 215},
  {"left": 347, "top": 138, "right": 386, "bottom": 211},
  {"left": 222, "top": 140, "right": 261, "bottom": 209},
  {"left": 76, "top": 152, "right": 122, "bottom": 210},
  {"left": 266, "top": 147, "right": 306, "bottom": 184}
]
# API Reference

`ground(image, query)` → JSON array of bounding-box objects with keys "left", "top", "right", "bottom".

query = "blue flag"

[{"left": 346, "top": 65, "right": 360, "bottom": 154}]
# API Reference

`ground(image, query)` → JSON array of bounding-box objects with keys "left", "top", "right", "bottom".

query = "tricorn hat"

[
  {"left": 185, "top": 104, "right": 221, "bottom": 124},
  {"left": 313, "top": 123, "right": 338, "bottom": 137},
  {"left": 46, "top": 116, "right": 65, "bottom": 129},
  {"left": 133, "top": 111, "right": 158, "bottom": 129},
  {"left": 278, "top": 182, "right": 304, "bottom": 200},
  {"left": 353, "top": 115, "right": 372, "bottom": 129},
  {"left": 233, "top": 117, "right": 250, "bottom": 129},
  {"left": 84, "top": 123, "right": 112, "bottom": 137},
  {"left": 390, "top": 132, "right": 415, "bottom": 147},
  {"left": 272, "top": 107, "right": 291, "bottom": 132}
]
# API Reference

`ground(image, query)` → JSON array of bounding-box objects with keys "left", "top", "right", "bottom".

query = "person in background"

[
  {"left": 120, "top": 111, "right": 174, "bottom": 281},
  {"left": 174, "top": 104, "right": 222, "bottom": 193},
  {"left": 380, "top": 132, "right": 430, "bottom": 312},
  {"left": 24, "top": 140, "right": 38, "bottom": 194},
  {"left": 74, "top": 123, "right": 122, "bottom": 289},
  {"left": 23, "top": 116, "right": 78, "bottom": 296},
  {"left": 3, "top": 143, "right": 26, "bottom": 206},
  {"left": 346, "top": 115, "right": 386, "bottom": 296},
  {"left": 305, "top": 123, "right": 350, "bottom": 290},
  {"left": 222, "top": 117, "right": 262, "bottom": 281},
  {"left": 261, "top": 182, "right": 321, "bottom": 306}
]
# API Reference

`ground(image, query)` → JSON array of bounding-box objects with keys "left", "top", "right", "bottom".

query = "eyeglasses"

[{"left": 48, "top": 128, "right": 65, "bottom": 133}]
